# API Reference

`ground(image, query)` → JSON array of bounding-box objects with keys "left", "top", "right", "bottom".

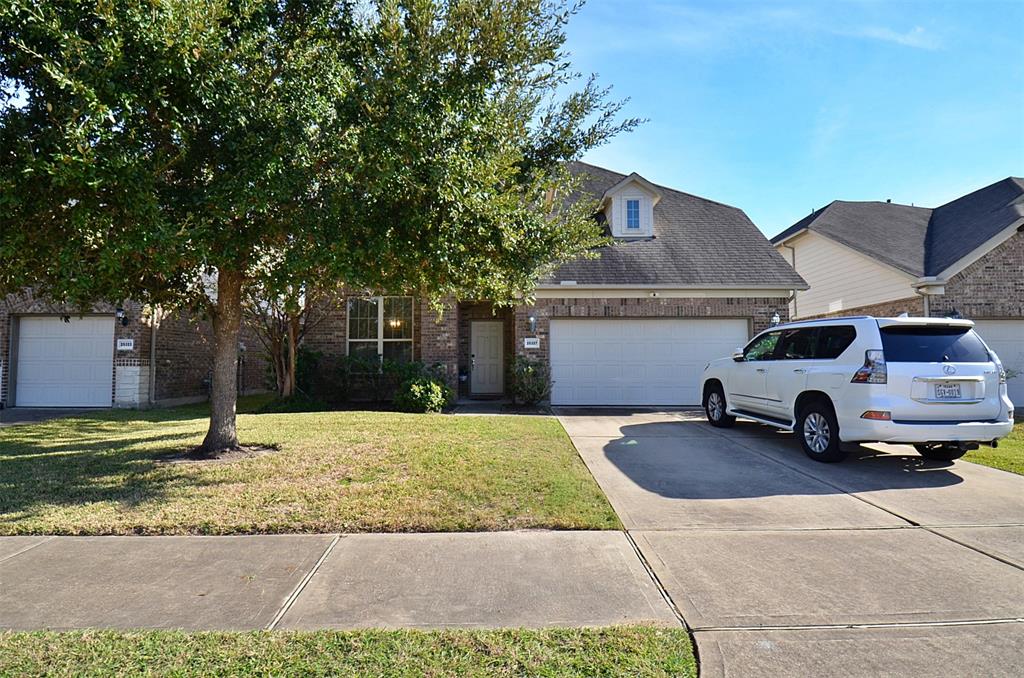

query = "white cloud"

[{"left": 846, "top": 25, "right": 941, "bottom": 50}]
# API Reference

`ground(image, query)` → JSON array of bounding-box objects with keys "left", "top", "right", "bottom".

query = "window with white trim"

[
  {"left": 347, "top": 296, "right": 414, "bottom": 364},
  {"left": 626, "top": 199, "right": 641, "bottom": 230}
]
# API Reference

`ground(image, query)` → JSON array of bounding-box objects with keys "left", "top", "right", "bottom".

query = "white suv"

[{"left": 700, "top": 316, "right": 1015, "bottom": 462}]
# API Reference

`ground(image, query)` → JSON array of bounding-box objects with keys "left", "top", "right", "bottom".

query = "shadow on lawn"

[{"left": 0, "top": 406, "right": 246, "bottom": 522}]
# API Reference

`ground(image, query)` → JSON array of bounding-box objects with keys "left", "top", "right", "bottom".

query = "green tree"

[{"left": 0, "top": 0, "right": 636, "bottom": 453}]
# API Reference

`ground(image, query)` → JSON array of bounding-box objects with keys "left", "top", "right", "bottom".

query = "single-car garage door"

[
  {"left": 15, "top": 316, "right": 114, "bottom": 407},
  {"left": 973, "top": 320, "right": 1024, "bottom": 408},
  {"left": 550, "top": 318, "right": 750, "bottom": 406}
]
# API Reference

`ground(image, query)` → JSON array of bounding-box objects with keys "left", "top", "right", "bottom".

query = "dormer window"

[
  {"left": 626, "top": 199, "right": 641, "bottom": 230},
  {"left": 600, "top": 172, "right": 662, "bottom": 239}
]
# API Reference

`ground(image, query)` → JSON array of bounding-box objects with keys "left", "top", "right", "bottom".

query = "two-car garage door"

[
  {"left": 550, "top": 318, "right": 750, "bottom": 406},
  {"left": 14, "top": 316, "right": 114, "bottom": 407}
]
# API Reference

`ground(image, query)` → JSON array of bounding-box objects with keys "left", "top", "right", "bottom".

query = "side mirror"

[{"left": 732, "top": 349, "right": 745, "bottom": 362}]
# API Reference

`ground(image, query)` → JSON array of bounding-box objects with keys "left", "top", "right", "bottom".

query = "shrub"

[
  {"left": 394, "top": 375, "right": 453, "bottom": 413},
  {"left": 510, "top": 357, "right": 552, "bottom": 405}
]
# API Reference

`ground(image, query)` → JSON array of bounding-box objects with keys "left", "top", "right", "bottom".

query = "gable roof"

[
  {"left": 541, "top": 162, "right": 808, "bottom": 289},
  {"left": 771, "top": 177, "right": 1024, "bottom": 278}
]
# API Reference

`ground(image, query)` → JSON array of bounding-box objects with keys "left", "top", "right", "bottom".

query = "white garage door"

[
  {"left": 973, "top": 320, "right": 1024, "bottom": 408},
  {"left": 15, "top": 316, "right": 114, "bottom": 407},
  {"left": 550, "top": 318, "right": 750, "bottom": 406}
]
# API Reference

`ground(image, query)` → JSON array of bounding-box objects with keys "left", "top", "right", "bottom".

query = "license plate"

[{"left": 934, "top": 383, "right": 962, "bottom": 400}]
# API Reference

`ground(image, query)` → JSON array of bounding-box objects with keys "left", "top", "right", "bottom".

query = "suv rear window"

[{"left": 880, "top": 326, "right": 990, "bottom": 363}]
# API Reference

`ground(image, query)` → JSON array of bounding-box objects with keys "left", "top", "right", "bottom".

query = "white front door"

[
  {"left": 15, "top": 316, "right": 115, "bottom": 407},
  {"left": 471, "top": 321, "right": 504, "bottom": 395},
  {"left": 973, "top": 320, "right": 1024, "bottom": 408},
  {"left": 549, "top": 318, "right": 750, "bottom": 406}
]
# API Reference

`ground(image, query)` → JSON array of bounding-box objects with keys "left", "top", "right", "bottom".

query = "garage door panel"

[
  {"left": 973, "top": 320, "right": 1024, "bottom": 408},
  {"left": 15, "top": 316, "right": 114, "bottom": 407},
  {"left": 550, "top": 318, "right": 749, "bottom": 406}
]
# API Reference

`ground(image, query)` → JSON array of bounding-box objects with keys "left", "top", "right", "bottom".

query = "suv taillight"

[{"left": 851, "top": 349, "right": 887, "bottom": 384}]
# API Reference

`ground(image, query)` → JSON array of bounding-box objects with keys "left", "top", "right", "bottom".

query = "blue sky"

[{"left": 567, "top": 0, "right": 1024, "bottom": 236}]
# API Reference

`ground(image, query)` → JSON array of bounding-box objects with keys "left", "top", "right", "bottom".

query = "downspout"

[
  {"left": 921, "top": 294, "right": 930, "bottom": 318},
  {"left": 782, "top": 243, "right": 798, "bottom": 318},
  {"left": 148, "top": 306, "right": 159, "bottom": 407}
]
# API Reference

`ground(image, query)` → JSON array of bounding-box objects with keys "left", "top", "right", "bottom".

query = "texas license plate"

[{"left": 934, "top": 383, "right": 962, "bottom": 399}]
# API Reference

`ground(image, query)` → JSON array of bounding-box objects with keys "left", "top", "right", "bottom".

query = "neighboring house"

[
  {"left": 303, "top": 162, "right": 808, "bottom": 406},
  {"left": 0, "top": 291, "right": 267, "bottom": 409},
  {"left": 771, "top": 176, "right": 1024, "bottom": 407}
]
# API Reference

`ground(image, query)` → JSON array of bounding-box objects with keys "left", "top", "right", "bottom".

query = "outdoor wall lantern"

[
  {"left": 115, "top": 308, "right": 129, "bottom": 326},
  {"left": 770, "top": 311, "right": 781, "bottom": 327},
  {"left": 527, "top": 315, "right": 537, "bottom": 332}
]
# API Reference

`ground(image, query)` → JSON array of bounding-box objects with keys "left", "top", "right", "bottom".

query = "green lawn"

[
  {"left": 965, "top": 422, "right": 1024, "bottom": 475},
  {"left": 0, "top": 627, "right": 696, "bottom": 678},
  {"left": 0, "top": 398, "right": 618, "bottom": 535}
]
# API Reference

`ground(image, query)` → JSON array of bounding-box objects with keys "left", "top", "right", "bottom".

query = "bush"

[
  {"left": 510, "top": 357, "right": 552, "bottom": 405},
  {"left": 394, "top": 375, "right": 453, "bottom": 413}
]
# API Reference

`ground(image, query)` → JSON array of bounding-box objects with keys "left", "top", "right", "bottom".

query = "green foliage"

[
  {"left": 510, "top": 356, "right": 553, "bottom": 405},
  {"left": 0, "top": 0, "right": 636, "bottom": 309},
  {"left": 394, "top": 375, "right": 453, "bottom": 413},
  {"left": 0, "top": 0, "right": 637, "bottom": 444}
]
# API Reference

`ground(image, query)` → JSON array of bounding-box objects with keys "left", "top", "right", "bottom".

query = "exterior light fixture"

[
  {"left": 115, "top": 308, "right": 129, "bottom": 326},
  {"left": 770, "top": 311, "right": 781, "bottom": 326},
  {"left": 528, "top": 315, "right": 537, "bottom": 332}
]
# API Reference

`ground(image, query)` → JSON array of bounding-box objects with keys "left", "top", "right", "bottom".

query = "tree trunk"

[
  {"left": 201, "top": 268, "right": 244, "bottom": 453},
  {"left": 283, "top": 316, "right": 300, "bottom": 398}
]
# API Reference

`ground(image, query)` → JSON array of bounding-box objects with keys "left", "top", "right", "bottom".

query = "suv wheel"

[
  {"left": 913, "top": 443, "right": 967, "bottom": 461},
  {"left": 704, "top": 384, "right": 735, "bottom": 428},
  {"left": 797, "top": 401, "right": 846, "bottom": 462}
]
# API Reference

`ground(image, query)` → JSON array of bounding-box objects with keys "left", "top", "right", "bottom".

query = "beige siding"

[{"left": 778, "top": 231, "right": 915, "bottom": 318}]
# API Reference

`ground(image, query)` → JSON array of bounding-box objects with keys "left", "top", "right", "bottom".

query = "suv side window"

[
  {"left": 776, "top": 328, "right": 817, "bottom": 360},
  {"left": 743, "top": 331, "right": 781, "bottom": 361},
  {"left": 815, "top": 325, "right": 857, "bottom": 359}
]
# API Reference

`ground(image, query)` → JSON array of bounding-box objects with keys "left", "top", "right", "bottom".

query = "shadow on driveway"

[{"left": 602, "top": 418, "right": 965, "bottom": 501}]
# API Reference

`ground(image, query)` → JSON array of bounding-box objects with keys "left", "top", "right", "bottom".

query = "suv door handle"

[
  {"left": 793, "top": 368, "right": 806, "bottom": 374},
  {"left": 756, "top": 368, "right": 767, "bottom": 373}
]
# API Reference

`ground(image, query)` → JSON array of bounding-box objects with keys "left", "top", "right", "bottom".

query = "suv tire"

[
  {"left": 913, "top": 443, "right": 967, "bottom": 461},
  {"left": 704, "top": 384, "right": 736, "bottom": 428},
  {"left": 797, "top": 400, "right": 846, "bottom": 462}
]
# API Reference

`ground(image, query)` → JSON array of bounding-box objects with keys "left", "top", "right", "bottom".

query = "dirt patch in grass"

[{"left": 158, "top": 444, "right": 281, "bottom": 465}]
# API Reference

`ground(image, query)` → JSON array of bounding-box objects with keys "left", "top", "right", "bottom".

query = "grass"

[
  {"left": 965, "top": 422, "right": 1024, "bottom": 475},
  {"left": 0, "top": 397, "right": 619, "bottom": 535},
  {"left": 0, "top": 627, "right": 696, "bottom": 678}
]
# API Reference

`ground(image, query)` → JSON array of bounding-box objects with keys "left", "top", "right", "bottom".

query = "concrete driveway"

[{"left": 557, "top": 408, "right": 1024, "bottom": 678}]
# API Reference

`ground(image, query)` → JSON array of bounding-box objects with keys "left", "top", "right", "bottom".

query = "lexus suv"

[{"left": 700, "top": 316, "right": 1015, "bottom": 462}]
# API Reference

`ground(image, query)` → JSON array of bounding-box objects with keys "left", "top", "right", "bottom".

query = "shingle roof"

[
  {"left": 541, "top": 162, "right": 808, "bottom": 289},
  {"left": 771, "top": 177, "right": 1024, "bottom": 278}
]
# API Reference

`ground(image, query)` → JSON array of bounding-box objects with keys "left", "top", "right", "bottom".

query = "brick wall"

[
  {"left": 931, "top": 230, "right": 1024, "bottom": 320},
  {"left": 1, "top": 289, "right": 266, "bottom": 407},
  {"left": 419, "top": 297, "right": 458, "bottom": 389},
  {"left": 512, "top": 296, "right": 790, "bottom": 364}
]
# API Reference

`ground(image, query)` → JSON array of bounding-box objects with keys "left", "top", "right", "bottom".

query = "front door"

[{"left": 470, "top": 321, "right": 503, "bottom": 395}]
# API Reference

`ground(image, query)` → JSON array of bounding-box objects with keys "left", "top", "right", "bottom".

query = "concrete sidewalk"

[{"left": 0, "top": 531, "right": 677, "bottom": 631}]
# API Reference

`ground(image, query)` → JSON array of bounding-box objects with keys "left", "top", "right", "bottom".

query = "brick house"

[
  {"left": 771, "top": 176, "right": 1024, "bottom": 406},
  {"left": 0, "top": 290, "right": 266, "bottom": 409},
  {"left": 304, "top": 162, "right": 808, "bottom": 406}
]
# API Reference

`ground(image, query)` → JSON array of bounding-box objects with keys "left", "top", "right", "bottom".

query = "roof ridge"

[{"left": 571, "top": 160, "right": 746, "bottom": 213}]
